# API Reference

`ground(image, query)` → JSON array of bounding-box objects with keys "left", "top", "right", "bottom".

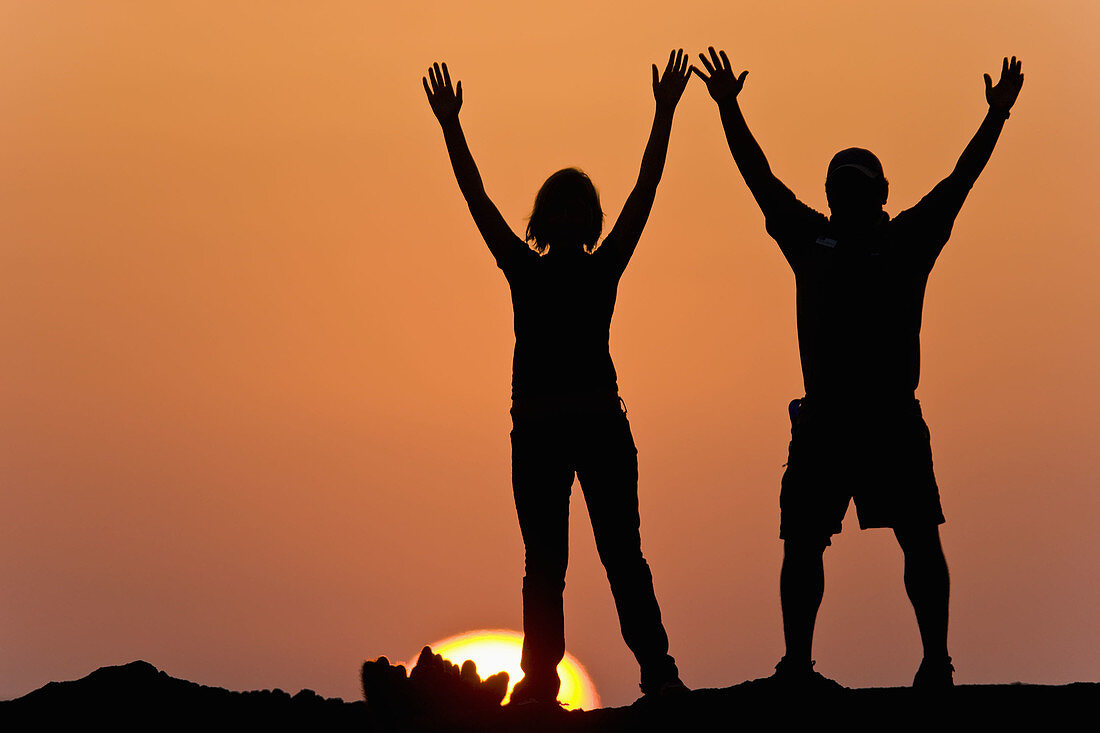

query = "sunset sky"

[{"left": 2, "top": 1, "right": 1098, "bottom": 707}]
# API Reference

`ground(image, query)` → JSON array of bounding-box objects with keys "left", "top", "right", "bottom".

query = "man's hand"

[
  {"left": 423, "top": 61, "right": 462, "bottom": 124},
  {"left": 693, "top": 47, "right": 748, "bottom": 103},
  {"left": 985, "top": 56, "right": 1024, "bottom": 115},
  {"left": 652, "top": 49, "right": 693, "bottom": 112}
]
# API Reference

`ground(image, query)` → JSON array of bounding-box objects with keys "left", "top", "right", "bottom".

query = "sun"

[{"left": 415, "top": 629, "right": 600, "bottom": 710}]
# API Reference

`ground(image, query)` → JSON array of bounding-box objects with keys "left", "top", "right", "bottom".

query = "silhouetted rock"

[
  {"left": 1, "top": 659, "right": 1097, "bottom": 731},
  {"left": 362, "top": 646, "right": 509, "bottom": 730},
  {"left": 0, "top": 660, "right": 364, "bottom": 730}
]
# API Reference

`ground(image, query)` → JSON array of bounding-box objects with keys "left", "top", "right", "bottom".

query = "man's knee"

[
  {"left": 783, "top": 536, "right": 830, "bottom": 559},
  {"left": 893, "top": 525, "right": 944, "bottom": 556}
]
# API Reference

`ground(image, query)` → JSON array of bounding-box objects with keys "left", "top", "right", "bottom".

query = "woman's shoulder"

[{"left": 497, "top": 239, "right": 542, "bottom": 274}]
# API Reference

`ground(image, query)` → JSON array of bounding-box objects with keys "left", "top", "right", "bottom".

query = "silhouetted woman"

[{"left": 423, "top": 51, "right": 692, "bottom": 704}]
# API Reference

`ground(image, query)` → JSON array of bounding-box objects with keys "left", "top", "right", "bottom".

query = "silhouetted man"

[{"left": 695, "top": 49, "right": 1024, "bottom": 689}]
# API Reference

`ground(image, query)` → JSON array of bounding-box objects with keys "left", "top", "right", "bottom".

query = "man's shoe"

[{"left": 912, "top": 656, "right": 954, "bottom": 690}]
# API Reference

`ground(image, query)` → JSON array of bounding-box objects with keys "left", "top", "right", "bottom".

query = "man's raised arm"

[
  {"left": 934, "top": 56, "right": 1025, "bottom": 204},
  {"left": 900, "top": 56, "right": 1024, "bottom": 259},
  {"left": 423, "top": 62, "right": 523, "bottom": 264},
  {"left": 694, "top": 47, "right": 794, "bottom": 213}
]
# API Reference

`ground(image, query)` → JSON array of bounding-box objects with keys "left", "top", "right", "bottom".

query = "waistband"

[
  {"left": 795, "top": 392, "right": 921, "bottom": 420},
  {"left": 511, "top": 390, "right": 624, "bottom": 419}
]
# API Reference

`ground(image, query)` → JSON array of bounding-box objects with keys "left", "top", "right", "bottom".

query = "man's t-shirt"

[
  {"left": 762, "top": 179, "right": 970, "bottom": 401},
  {"left": 494, "top": 239, "right": 630, "bottom": 400}
]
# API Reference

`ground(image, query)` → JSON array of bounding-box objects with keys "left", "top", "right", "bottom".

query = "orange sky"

[{"left": 2, "top": 1, "right": 1098, "bottom": 706}]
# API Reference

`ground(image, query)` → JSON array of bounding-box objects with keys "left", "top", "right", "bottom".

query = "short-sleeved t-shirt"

[
  {"left": 495, "top": 239, "right": 630, "bottom": 400},
  {"left": 762, "top": 179, "right": 970, "bottom": 400}
]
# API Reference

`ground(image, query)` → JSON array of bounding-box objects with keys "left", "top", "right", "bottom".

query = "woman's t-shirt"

[{"left": 495, "top": 240, "right": 628, "bottom": 400}]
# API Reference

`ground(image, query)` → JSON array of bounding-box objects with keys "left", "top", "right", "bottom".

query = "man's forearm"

[
  {"left": 717, "top": 97, "right": 779, "bottom": 203},
  {"left": 950, "top": 108, "right": 1008, "bottom": 189}
]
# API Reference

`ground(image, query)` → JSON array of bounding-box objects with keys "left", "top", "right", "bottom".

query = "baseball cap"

[{"left": 827, "top": 148, "right": 884, "bottom": 181}]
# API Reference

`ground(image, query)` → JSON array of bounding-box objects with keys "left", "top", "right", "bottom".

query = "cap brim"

[{"left": 828, "top": 163, "right": 880, "bottom": 179}]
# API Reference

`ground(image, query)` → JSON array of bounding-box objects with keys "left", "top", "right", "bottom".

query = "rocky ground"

[{"left": 2, "top": 654, "right": 1096, "bottom": 731}]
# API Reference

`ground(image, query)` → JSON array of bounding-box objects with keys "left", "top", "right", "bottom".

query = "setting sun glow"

[{"left": 418, "top": 630, "right": 600, "bottom": 710}]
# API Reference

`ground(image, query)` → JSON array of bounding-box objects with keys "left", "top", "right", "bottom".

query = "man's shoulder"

[
  {"left": 764, "top": 198, "right": 829, "bottom": 238},
  {"left": 889, "top": 202, "right": 928, "bottom": 230},
  {"left": 766, "top": 207, "right": 832, "bottom": 273},
  {"left": 884, "top": 197, "right": 956, "bottom": 260},
  {"left": 892, "top": 179, "right": 968, "bottom": 233}
]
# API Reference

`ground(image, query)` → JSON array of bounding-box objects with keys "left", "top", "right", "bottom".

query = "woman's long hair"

[{"left": 525, "top": 168, "right": 604, "bottom": 254}]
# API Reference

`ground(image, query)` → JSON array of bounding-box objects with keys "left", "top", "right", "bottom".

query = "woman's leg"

[
  {"left": 511, "top": 414, "right": 574, "bottom": 700},
  {"left": 575, "top": 409, "right": 679, "bottom": 694}
]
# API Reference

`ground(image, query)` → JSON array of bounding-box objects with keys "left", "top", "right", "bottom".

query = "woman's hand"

[
  {"left": 423, "top": 61, "right": 462, "bottom": 124},
  {"left": 652, "top": 49, "right": 693, "bottom": 113}
]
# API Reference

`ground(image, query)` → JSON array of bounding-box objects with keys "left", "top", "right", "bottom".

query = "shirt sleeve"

[
  {"left": 492, "top": 234, "right": 539, "bottom": 273},
  {"left": 588, "top": 232, "right": 632, "bottom": 278},
  {"left": 893, "top": 177, "right": 973, "bottom": 267},
  {"left": 761, "top": 187, "right": 829, "bottom": 266}
]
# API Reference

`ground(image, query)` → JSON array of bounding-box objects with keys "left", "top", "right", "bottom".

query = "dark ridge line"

[{"left": 2, "top": 660, "right": 1097, "bottom": 732}]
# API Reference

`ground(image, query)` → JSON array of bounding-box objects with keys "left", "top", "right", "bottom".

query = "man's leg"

[
  {"left": 780, "top": 537, "right": 828, "bottom": 667},
  {"left": 576, "top": 410, "right": 679, "bottom": 695},
  {"left": 893, "top": 525, "right": 950, "bottom": 666},
  {"left": 879, "top": 402, "right": 951, "bottom": 686},
  {"left": 776, "top": 398, "right": 844, "bottom": 682},
  {"left": 511, "top": 417, "right": 574, "bottom": 702}
]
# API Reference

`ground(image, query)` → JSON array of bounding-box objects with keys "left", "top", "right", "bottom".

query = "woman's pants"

[{"left": 510, "top": 402, "right": 678, "bottom": 696}]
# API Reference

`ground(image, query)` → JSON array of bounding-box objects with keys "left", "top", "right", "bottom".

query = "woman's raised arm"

[
  {"left": 424, "top": 62, "right": 525, "bottom": 264},
  {"left": 600, "top": 50, "right": 693, "bottom": 268}
]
